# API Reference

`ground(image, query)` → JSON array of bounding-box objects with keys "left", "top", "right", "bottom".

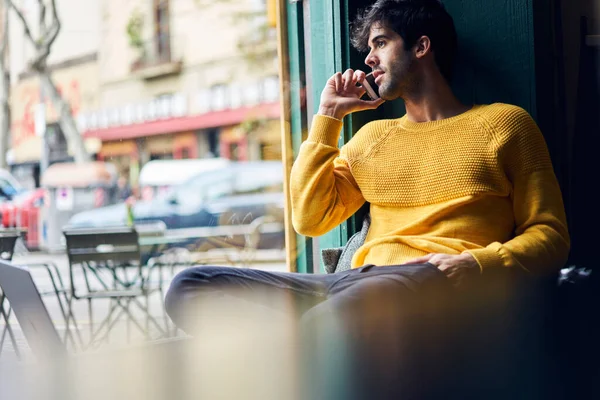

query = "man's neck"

[{"left": 402, "top": 76, "right": 470, "bottom": 123}]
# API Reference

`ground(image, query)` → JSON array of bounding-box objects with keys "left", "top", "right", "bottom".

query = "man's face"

[{"left": 364, "top": 24, "right": 417, "bottom": 100}]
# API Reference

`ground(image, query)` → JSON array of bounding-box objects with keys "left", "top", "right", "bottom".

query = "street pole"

[{"left": 35, "top": 100, "right": 48, "bottom": 174}]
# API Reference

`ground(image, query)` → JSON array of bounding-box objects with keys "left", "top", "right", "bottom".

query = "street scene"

[
  {"left": 0, "top": 0, "right": 290, "bottom": 379},
  {"left": 2, "top": 246, "right": 287, "bottom": 360}
]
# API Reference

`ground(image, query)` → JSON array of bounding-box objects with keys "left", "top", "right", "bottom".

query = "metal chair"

[
  {"left": 63, "top": 227, "right": 168, "bottom": 348},
  {"left": 0, "top": 260, "right": 189, "bottom": 364},
  {"left": 238, "top": 215, "right": 284, "bottom": 267},
  {"left": 161, "top": 216, "right": 284, "bottom": 268},
  {"left": 0, "top": 230, "right": 22, "bottom": 356},
  {"left": 0, "top": 230, "right": 21, "bottom": 261},
  {"left": 0, "top": 229, "right": 76, "bottom": 357}
]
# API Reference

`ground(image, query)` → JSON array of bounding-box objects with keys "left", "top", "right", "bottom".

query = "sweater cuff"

[
  {"left": 465, "top": 243, "right": 507, "bottom": 273},
  {"left": 308, "top": 115, "right": 343, "bottom": 148}
]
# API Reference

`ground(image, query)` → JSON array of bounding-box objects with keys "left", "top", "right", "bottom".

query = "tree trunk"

[
  {"left": 39, "top": 72, "right": 90, "bottom": 163},
  {"left": 0, "top": 3, "right": 9, "bottom": 169},
  {"left": 6, "top": 0, "right": 90, "bottom": 164},
  {"left": 0, "top": 66, "right": 9, "bottom": 168}
]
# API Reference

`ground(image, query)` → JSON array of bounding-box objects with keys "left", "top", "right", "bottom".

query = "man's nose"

[{"left": 364, "top": 51, "right": 378, "bottom": 68}]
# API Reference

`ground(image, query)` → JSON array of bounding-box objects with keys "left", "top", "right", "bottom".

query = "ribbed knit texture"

[{"left": 290, "top": 103, "right": 570, "bottom": 275}]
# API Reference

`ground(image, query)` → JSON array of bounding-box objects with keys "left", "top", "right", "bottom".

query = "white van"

[{"left": 138, "top": 158, "right": 230, "bottom": 201}]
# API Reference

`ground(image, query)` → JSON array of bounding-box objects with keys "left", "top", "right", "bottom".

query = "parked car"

[
  {"left": 1, "top": 188, "right": 44, "bottom": 227},
  {"left": 0, "top": 188, "right": 45, "bottom": 249},
  {"left": 138, "top": 158, "right": 230, "bottom": 201},
  {"left": 66, "top": 161, "right": 285, "bottom": 233},
  {"left": 0, "top": 168, "right": 28, "bottom": 231},
  {"left": 0, "top": 168, "right": 24, "bottom": 202}
]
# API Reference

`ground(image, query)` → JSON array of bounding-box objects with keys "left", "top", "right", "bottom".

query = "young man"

[
  {"left": 292, "top": 0, "right": 569, "bottom": 282},
  {"left": 165, "top": 0, "right": 569, "bottom": 396}
]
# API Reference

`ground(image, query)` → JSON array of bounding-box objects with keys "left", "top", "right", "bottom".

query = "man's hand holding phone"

[{"left": 318, "top": 69, "right": 385, "bottom": 120}]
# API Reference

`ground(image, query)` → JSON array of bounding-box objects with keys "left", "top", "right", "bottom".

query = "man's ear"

[{"left": 414, "top": 36, "right": 431, "bottom": 59}]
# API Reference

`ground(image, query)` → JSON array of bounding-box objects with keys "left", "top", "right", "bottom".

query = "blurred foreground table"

[{"left": 0, "top": 319, "right": 302, "bottom": 400}]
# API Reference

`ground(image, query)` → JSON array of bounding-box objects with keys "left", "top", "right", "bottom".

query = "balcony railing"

[{"left": 131, "top": 35, "right": 183, "bottom": 79}]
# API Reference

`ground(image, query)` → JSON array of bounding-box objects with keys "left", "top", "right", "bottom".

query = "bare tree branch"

[
  {"left": 50, "top": 0, "right": 58, "bottom": 21},
  {"left": 0, "top": 1, "right": 10, "bottom": 168},
  {"left": 6, "top": 0, "right": 89, "bottom": 162},
  {"left": 5, "top": 0, "right": 37, "bottom": 47},
  {"left": 37, "top": 0, "right": 47, "bottom": 37},
  {"left": 0, "top": 3, "right": 8, "bottom": 56},
  {"left": 45, "top": 0, "right": 60, "bottom": 48}
]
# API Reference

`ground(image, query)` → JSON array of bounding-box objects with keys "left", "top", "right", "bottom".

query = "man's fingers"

[
  {"left": 342, "top": 69, "right": 354, "bottom": 91},
  {"left": 444, "top": 268, "right": 459, "bottom": 277},
  {"left": 334, "top": 72, "right": 343, "bottom": 92},
  {"left": 360, "top": 98, "right": 386, "bottom": 109},
  {"left": 355, "top": 70, "right": 366, "bottom": 83},
  {"left": 401, "top": 253, "right": 433, "bottom": 265},
  {"left": 356, "top": 85, "right": 367, "bottom": 97},
  {"left": 440, "top": 264, "right": 459, "bottom": 275},
  {"left": 351, "top": 73, "right": 361, "bottom": 92}
]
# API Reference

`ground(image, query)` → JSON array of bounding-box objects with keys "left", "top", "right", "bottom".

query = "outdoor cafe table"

[
  {"left": 0, "top": 329, "right": 299, "bottom": 400},
  {"left": 138, "top": 222, "right": 285, "bottom": 265}
]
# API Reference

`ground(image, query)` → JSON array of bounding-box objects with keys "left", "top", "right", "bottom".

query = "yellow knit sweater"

[{"left": 290, "top": 103, "right": 570, "bottom": 274}]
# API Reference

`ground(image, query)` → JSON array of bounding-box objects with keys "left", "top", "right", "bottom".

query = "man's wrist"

[{"left": 318, "top": 104, "right": 345, "bottom": 121}]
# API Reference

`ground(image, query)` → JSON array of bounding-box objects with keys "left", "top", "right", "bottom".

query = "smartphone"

[{"left": 361, "top": 72, "right": 380, "bottom": 100}]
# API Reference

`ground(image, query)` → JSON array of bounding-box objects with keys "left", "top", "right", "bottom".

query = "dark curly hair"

[{"left": 351, "top": 0, "right": 458, "bottom": 82}]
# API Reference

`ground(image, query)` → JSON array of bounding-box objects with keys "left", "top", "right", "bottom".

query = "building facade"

[
  {"left": 79, "top": 0, "right": 281, "bottom": 186},
  {"left": 7, "top": 0, "right": 281, "bottom": 189}
]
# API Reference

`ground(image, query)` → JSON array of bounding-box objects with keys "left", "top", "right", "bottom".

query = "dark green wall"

[{"left": 348, "top": 0, "right": 540, "bottom": 120}]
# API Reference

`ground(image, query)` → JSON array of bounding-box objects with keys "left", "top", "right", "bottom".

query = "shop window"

[
  {"left": 46, "top": 124, "right": 69, "bottom": 163},
  {"left": 211, "top": 84, "right": 228, "bottom": 110},
  {"left": 207, "top": 129, "right": 220, "bottom": 157},
  {"left": 260, "top": 142, "right": 281, "bottom": 161},
  {"left": 150, "top": 152, "right": 174, "bottom": 161},
  {"left": 154, "top": 0, "right": 171, "bottom": 62},
  {"left": 229, "top": 143, "right": 239, "bottom": 161}
]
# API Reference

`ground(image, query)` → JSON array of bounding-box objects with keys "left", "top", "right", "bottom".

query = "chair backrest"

[
  {"left": 0, "top": 261, "right": 67, "bottom": 360},
  {"left": 63, "top": 227, "right": 141, "bottom": 265},
  {"left": 322, "top": 214, "right": 371, "bottom": 274},
  {"left": 0, "top": 231, "right": 22, "bottom": 262},
  {"left": 134, "top": 221, "right": 167, "bottom": 238}
]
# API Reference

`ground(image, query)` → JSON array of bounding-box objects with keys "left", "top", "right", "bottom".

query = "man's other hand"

[
  {"left": 402, "top": 253, "right": 480, "bottom": 288},
  {"left": 318, "top": 69, "right": 385, "bottom": 120}
]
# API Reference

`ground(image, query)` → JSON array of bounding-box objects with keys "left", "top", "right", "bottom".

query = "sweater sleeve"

[
  {"left": 466, "top": 108, "right": 570, "bottom": 276},
  {"left": 290, "top": 115, "right": 366, "bottom": 237}
]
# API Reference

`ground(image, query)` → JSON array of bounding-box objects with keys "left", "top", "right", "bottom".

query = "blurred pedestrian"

[{"left": 116, "top": 175, "right": 132, "bottom": 201}]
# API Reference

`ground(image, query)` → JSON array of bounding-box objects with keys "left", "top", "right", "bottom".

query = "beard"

[{"left": 378, "top": 51, "right": 418, "bottom": 101}]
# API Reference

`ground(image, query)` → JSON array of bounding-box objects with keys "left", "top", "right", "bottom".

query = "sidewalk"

[{"left": 2, "top": 249, "right": 288, "bottom": 359}]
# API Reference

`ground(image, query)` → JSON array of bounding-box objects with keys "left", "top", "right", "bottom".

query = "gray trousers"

[{"left": 165, "top": 263, "right": 460, "bottom": 399}]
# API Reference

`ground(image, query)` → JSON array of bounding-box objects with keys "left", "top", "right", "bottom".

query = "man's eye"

[{"left": 376, "top": 41, "right": 385, "bottom": 48}]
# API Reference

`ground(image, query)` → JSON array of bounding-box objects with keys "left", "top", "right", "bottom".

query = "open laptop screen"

[{"left": 0, "top": 261, "right": 66, "bottom": 360}]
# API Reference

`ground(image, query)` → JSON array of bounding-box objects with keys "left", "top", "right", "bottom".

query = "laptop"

[{"left": 0, "top": 260, "right": 67, "bottom": 360}]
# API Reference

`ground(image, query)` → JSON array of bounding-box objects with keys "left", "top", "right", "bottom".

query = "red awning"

[{"left": 83, "top": 102, "right": 281, "bottom": 141}]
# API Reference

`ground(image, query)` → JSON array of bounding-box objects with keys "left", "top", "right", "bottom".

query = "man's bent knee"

[{"left": 164, "top": 265, "right": 229, "bottom": 326}]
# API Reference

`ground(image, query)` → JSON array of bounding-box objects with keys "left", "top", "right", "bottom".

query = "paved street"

[{"left": 1, "top": 244, "right": 288, "bottom": 361}]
